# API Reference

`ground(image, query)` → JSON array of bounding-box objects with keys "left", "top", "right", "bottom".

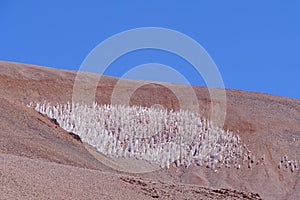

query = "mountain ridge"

[{"left": 1, "top": 60, "right": 299, "bottom": 199}]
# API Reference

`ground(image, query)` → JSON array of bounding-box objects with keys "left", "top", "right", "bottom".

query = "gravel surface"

[{"left": 1, "top": 60, "right": 299, "bottom": 199}]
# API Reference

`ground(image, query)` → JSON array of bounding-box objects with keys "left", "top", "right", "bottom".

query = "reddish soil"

[{"left": 1, "top": 60, "right": 299, "bottom": 199}]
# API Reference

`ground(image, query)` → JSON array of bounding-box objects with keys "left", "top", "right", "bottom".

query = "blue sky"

[{"left": 1, "top": 1, "right": 299, "bottom": 99}]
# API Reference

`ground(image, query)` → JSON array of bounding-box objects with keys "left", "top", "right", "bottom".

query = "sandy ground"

[{"left": 1, "top": 60, "right": 300, "bottom": 199}]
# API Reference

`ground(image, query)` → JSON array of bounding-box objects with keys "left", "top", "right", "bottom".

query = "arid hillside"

[{"left": 1, "top": 60, "right": 299, "bottom": 199}]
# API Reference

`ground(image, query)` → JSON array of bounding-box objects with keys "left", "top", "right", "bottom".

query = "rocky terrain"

[{"left": 1, "top": 60, "right": 300, "bottom": 199}]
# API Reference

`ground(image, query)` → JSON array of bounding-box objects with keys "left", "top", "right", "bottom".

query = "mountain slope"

[{"left": 1, "top": 60, "right": 299, "bottom": 199}]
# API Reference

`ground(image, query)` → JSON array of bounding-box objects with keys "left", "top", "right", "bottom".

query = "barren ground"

[{"left": 1, "top": 61, "right": 299, "bottom": 199}]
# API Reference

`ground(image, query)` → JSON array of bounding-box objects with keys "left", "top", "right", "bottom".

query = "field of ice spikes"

[{"left": 29, "top": 101, "right": 246, "bottom": 170}]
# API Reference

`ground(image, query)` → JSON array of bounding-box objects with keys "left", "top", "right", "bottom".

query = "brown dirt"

[{"left": 1, "top": 60, "right": 300, "bottom": 199}]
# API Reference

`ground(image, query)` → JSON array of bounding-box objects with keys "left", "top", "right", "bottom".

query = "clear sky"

[{"left": 1, "top": 1, "right": 299, "bottom": 99}]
